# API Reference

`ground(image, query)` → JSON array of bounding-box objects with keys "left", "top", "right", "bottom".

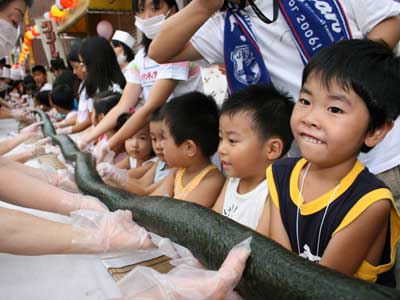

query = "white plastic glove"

[
  {"left": 94, "top": 140, "right": 115, "bottom": 164},
  {"left": 116, "top": 237, "right": 252, "bottom": 300},
  {"left": 43, "top": 169, "right": 79, "bottom": 193},
  {"left": 53, "top": 122, "right": 63, "bottom": 129},
  {"left": 60, "top": 193, "right": 108, "bottom": 213},
  {"left": 76, "top": 136, "right": 91, "bottom": 151},
  {"left": 56, "top": 126, "right": 73, "bottom": 135},
  {"left": 71, "top": 209, "right": 153, "bottom": 253},
  {"left": 97, "top": 162, "right": 129, "bottom": 186},
  {"left": 20, "top": 121, "right": 44, "bottom": 134},
  {"left": 27, "top": 138, "right": 50, "bottom": 158}
]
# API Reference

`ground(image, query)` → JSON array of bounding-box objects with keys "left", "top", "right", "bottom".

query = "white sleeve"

[
  {"left": 346, "top": 0, "right": 400, "bottom": 36},
  {"left": 190, "top": 12, "right": 225, "bottom": 65},
  {"left": 125, "top": 54, "right": 142, "bottom": 85},
  {"left": 157, "top": 62, "right": 190, "bottom": 81}
]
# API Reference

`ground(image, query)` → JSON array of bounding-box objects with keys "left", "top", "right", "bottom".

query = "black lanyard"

[{"left": 231, "top": 0, "right": 279, "bottom": 24}]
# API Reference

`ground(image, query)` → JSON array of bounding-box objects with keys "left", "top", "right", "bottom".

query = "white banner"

[{"left": 35, "top": 18, "right": 66, "bottom": 64}]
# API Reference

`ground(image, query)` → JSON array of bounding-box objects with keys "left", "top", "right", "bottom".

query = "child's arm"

[
  {"left": 268, "top": 196, "right": 292, "bottom": 251},
  {"left": 128, "top": 162, "right": 154, "bottom": 179},
  {"left": 184, "top": 170, "right": 225, "bottom": 208},
  {"left": 319, "top": 199, "right": 391, "bottom": 276},
  {"left": 151, "top": 169, "right": 177, "bottom": 197},
  {"left": 212, "top": 179, "right": 229, "bottom": 213},
  {"left": 255, "top": 198, "right": 271, "bottom": 238},
  {"left": 115, "top": 156, "right": 130, "bottom": 169},
  {"left": 55, "top": 115, "right": 77, "bottom": 129}
]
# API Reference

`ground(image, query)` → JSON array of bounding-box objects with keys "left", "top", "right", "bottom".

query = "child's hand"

[
  {"left": 56, "top": 126, "right": 72, "bottom": 135},
  {"left": 195, "top": 0, "right": 225, "bottom": 14},
  {"left": 97, "top": 162, "right": 129, "bottom": 186},
  {"left": 71, "top": 209, "right": 153, "bottom": 253}
]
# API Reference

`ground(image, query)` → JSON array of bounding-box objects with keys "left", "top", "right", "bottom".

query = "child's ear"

[
  {"left": 364, "top": 121, "right": 394, "bottom": 148},
  {"left": 184, "top": 140, "right": 198, "bottom": 158},
  {"left": 264, "top": 137, "right": 284, "bottom": 161}
]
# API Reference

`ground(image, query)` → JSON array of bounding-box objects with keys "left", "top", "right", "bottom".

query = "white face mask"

[
  {"left": 135, "top": 14, "right": 165, "bottom": 40},
  {"left": 0, "top": 19, "right": 18, "bottom": 59},
  {"left": 117, "top": 53, "right": 127, "bottom": 65}
]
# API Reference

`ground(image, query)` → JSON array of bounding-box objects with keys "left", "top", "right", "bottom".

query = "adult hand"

[
  {"left": 71, "top": 209, "right": 153, "bottom": 253},
  {"left": 60, "top": 193, "right": 109, "bottom": 213},
  {"left": 20, "top": 121, "right": 44, "bottom": 134},
  {"left": 94, "top": 140, "right": 115, "bottom": 164},
  {"left": 117, "top": 237, "right": 252, "bottom": 300}
]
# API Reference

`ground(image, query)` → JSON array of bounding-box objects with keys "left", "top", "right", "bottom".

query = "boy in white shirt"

[{"left": 213, "top": 84, "right": 293, "bottom": 236}]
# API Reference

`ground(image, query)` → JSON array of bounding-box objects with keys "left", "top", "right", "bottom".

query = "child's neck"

[
  {"left": 237, "top": 173, "right": 265, "bottom": 194},
  {"left": 184, "top": 157, "right": 211, "bottom": 175},
  {"left": 301, "top": 157, "right": 358, "bottom": 204}
]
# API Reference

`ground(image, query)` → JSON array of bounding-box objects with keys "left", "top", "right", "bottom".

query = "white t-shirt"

[
  {"left": 191, "top": 0, "right": 400, "bottom": 174},
  {"left": 223, "top": 177, "right": 268, "bottom": 230},
  {"left": 40, "top": 83, "right": 52, "bottom": 92},
  {"left": 77, "top": 82, "right": 89, "bottom": 123},
  {"left": 125, "top": 47, "right": 203, "bottom": 109}
]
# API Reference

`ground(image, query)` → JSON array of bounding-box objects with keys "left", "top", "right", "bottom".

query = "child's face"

[
  {"left": 218, "top": 112, "right": 270, "bottom": 179},
  {"left": 290, "top": 73, "right": 370, "bottom": 167},
  {"left": 32, "top": 71, "right": 46, "bottom": 87},
  {"left": 150, "top": 120, "right": 165, "bottom": 161},
  {"left": 160, "top": 121, "right": 184, "bottom": 167},
  {"left": 124, "top": 125, "right": 153, "bottom": 160}
]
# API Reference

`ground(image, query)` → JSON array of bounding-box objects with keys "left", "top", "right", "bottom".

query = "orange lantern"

[
  {"left": 24, "top": 30, "right": 33, "bottom": 41},
  {"left": 60, "top": 0, "right": 77, "bottom": 9},
  {"left": 32, "top": 25, "right": 40, "bottom": 37}
]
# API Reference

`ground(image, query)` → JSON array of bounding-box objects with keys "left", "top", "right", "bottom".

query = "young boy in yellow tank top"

[
  {"left": 151, "top": 92, "right": 225, "bottom": 208},
  {"left": 267, "top": 40, "right": 400, "bottom": 287}
]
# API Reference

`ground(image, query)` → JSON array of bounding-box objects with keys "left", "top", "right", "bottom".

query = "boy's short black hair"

[
  {"left": 93, "top": 91, "right": 121, "bottom": 117},
  {"left": 163, "top": 92, "right": 219, "bottom": 157},
  {"left": 220, "top": 84, "right": 294, "bottom": 157},
  {"left": 32, "top": 65, "right": 46, "bottom": 75},
  {"left": 116, "top": 112, "right": 132, "bottom": 131},
  {"left": 50, "top": 84, "right": 74, "bottom": 111},
  {"left": 303, "top": 39, "right": 400, "bottom": 152},
  {"left": 50, "top": 57, "right": 66, "bottom": 72},
  {"left": 35, "top": 90, "right": 50, "bottom": 107}
]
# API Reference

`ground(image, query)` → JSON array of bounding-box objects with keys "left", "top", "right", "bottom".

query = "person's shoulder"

[{"left": 357, "top": 163, "right": 389, "bottom": 190}]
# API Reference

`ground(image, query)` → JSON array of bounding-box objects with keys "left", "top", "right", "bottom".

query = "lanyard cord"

[{"left": 296, "top": 163, "right": 341, "bottom": 259}]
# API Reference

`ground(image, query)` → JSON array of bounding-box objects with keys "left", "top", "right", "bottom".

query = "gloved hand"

[
  {"left": 116, "top": 237, "right": 252, "bottom": 300},
  {"left": 60, "top": 193, "right": 109, "bottom": 213},
  {"left": 28, "top": 138, "right": 50, "bottom": 158},
  {"left": 43, "top": 169, "right": 79, "bottom": 193},
  {"left": 20, "top": 121, "right": 44, "bottom": 134},
  {"left": 94, "top": 140, "right": 115, "bottom": 164},
  {"left": 56, "top": 126, "right": 73, "bottom": 135},
  {"left": 71, "top": 209, "right": 153, "bottom": 253},
  {"left": 76, "top": 135, "right": 91, "bottom": 151},
  {"left": 97, "top": 162, "right": 129, "bottom": 186}
]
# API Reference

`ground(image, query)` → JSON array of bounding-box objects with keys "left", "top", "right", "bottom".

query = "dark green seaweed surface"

[{"left": 38, "top": 110, "right": 400, "bottom": 300}]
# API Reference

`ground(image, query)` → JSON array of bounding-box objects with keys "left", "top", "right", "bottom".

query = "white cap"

[
  {"left": 1, "top": 67, "right": 10, "bottom": 78},
  {"left": 112, "top": 30, "right": 136, "bottom": 49}
]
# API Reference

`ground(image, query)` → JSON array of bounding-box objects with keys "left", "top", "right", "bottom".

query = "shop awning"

[{"left": 57, "top": 0, "right": 133, "bottom": 33}]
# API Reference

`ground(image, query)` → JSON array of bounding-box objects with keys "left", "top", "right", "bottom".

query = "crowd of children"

[{"left": 2, "top": 0, "right": 400, "bottom": 298}]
